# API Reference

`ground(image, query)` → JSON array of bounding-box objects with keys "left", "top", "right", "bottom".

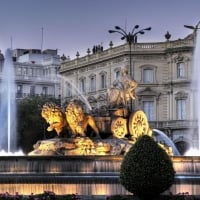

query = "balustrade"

[{"left": 61, "top": 38, "right": 194, "bottom": 71}]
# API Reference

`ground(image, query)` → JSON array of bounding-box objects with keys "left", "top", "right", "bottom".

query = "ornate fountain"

[
  {"left": 28, "top": 66, "right": 171, "bottom": 156},
  {"left": 0, "top": 65, "right": 199, "bottom": 196}
]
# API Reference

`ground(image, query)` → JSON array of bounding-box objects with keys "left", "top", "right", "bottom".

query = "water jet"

[{"left": 0, "top": 49, "right": 16, "bottom": 153}]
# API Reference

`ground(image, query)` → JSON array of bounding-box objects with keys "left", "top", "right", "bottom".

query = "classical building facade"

[
  {"left": 60, "top": 32, "right": 197, "bottom": 155},
  {"left": 0, "top": 48, "right": 61, "bottom": 99}
]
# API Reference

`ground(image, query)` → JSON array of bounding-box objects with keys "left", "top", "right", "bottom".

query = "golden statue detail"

[
  {"left": 41, "top": 100, "right": 100, "bottom": 138},
  {"left": 41, "top": 102, "right": 67, "bottom": 136},
  {"left": 65, "top": 100, "right": 100, "bottom": 137},
  {"left": 37, "top": 66, "right": 173, "bottom": 156},
  {"left": 107, "top": 66, "right": 138, "bottom": 107},
  {"left": 41, "top": 67, "right": 150, "bottom": 142}
]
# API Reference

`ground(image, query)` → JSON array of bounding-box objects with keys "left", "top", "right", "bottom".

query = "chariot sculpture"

[
  {"left": 41, "top": 66, "right": 152, "bottom": 142},
  {"left": 32, "top": 65, "right": 174, "bottom": 156}
]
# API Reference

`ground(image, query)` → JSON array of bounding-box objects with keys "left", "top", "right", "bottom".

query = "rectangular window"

[
  {"left": 17, "top": 67, "right": 22, "bottom": 75},
  {"left": 42, "top": 87, "right": 48, "bottom": 96},
  {"left": 177, "top": 99, "right": 186, "bottom": 120},
  {"left": 90, "top": 77, "right": 96, "bottom": 92},
  {"left": 101, "top": 74, "right": 106, "bottom": 89},
  {"left": 28, "top": 68, "right": 34, "bottom": 76},
  {"left": 23, "top": 68, "right": 28, "bottom": 76},
  {"left": 30, "top": 86, "right": 35, "bottom": 96},
  {"left": 115, "top": 71, "right": 120, "bottom": 79},
  {"left": 17, "top": 85, "right": 23, "bottom": 98},
  {"left": 177, "top": 62, "right": 185, "bottom": 78},
  {"left": 66, "top": 82, "right": 72, "bottom": 97},
  {"left": 79, "top": 79, "right": 85, "bottom": 94},
  {"left": 143, "top": 69, "right": 153, "bottom": 83},
  {"left": 143, "top": 101, "right": 155, "bottom": 121},
  {"left": 36, "top": 69, "right": 40, "bottom": 76}
]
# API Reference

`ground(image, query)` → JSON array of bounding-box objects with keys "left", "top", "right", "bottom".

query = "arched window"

[
  {"left": 89, "top": 74, "right": 96, "bottom": 92},
  {"left": 137, "top": 87, "right": 160, "bottom": 121},
  {"left": 42, "top": 86, "right": 48, "bottom": 96},
  {"left": 66, "top": 82, "right": 72, "bottom": 97},
  {"left": 99, "top": 71, "right": 107, "bottom": 89},
  {"left": 79, "top": 77, "right": 86, "bottom": 94},
  {"left": 115, "top": 70, "right": 120, "bottom": 79},
  {"left": 114, "top": 67, "right": 121, "bottom": 80}
]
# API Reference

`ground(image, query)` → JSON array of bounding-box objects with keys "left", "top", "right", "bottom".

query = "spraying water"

[
  {"left": 56, "top": 74, "right": 92, "bottom": 111},
  {"left": 0, "top": 49, "right": 16, "bottom": 152},
  {"left": 153, "top": 129, "right": 180, "bottom": 156},
  {"left": 191, "top": 24, "right": 200, "bottom": 151}
]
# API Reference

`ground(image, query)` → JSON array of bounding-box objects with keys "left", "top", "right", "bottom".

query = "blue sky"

[{"left": 0, "top": 0, "right": 199, "bottom": 58}]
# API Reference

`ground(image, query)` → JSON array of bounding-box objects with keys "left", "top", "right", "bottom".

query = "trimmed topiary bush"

[{"left": 120, "top": 135, "right": 175, "bottom": 200}]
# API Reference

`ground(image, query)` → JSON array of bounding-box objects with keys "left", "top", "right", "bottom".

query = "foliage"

[
  {"left": 120, "top": 135, "right": 175, "bottom": 200},
  {"left": 16, "top": 96, "right": 60, "bottom": 154},
  {"left": 106, "top": 195, "right": 131, "bottom": 200},
  {"left": 0, "top": 192, "right": 198, "bottom": 200},
  {"left": 0, "top": 191, "right": 80, "bottom": 200}
]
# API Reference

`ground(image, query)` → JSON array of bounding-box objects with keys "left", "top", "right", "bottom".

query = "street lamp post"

[
  {"left": 184, "top": 21, "right": 200, "bottom": 31},
  {"left": 108, "top": 25, "right": 151, "bottom": 111},
  {"left": 184, "top": 21, "right": 200, "bottom": 39},
  {"left": 108, "top": 25, "right": 151, "bottom": 78}
]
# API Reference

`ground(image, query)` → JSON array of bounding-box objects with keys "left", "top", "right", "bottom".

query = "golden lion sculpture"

[
  {"left": 65, "top": 100, "right": 100, "bottom": 137},
  {"left": 41, "top": 102, "right": 67, "bottom": 136},
  {"left": 41, "top": 101, "right": 100, "bottom": 138}
]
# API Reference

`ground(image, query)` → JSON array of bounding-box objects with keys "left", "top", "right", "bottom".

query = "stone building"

[
  {"left": 60, "top": 32, "right": 197, "bottom": 155},
  {"left": 4, "top": 48, "right": 61, "bottom": 99}
]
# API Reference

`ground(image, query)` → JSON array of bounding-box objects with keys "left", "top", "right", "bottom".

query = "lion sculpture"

[
  {"left": 65, "top": 100, "right": 100, "bottom": 137},
  {"left": 41, "top": 101, "right": 100, "bottom": 138},
  {"left": 41, "top": 102, "right": 67, "bottom": 136}
]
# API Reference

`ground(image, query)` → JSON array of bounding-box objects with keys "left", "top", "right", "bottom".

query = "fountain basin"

[{"left": 0, "top": 156, "right": 199, "bottom": 195}]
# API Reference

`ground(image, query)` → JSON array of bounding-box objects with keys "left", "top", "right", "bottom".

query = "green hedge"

[
  {"left": 120, "top": 135, "right": 175, "bottom": 200},
  {"left": 0, "top": 192, "right": 80, "bottom": 200}
]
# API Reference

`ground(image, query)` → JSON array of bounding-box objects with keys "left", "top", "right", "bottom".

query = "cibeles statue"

[
  {"left": 30, "top": 72, "right": 172, "bottom": 156},
  {"left": 107, "top": 66, "right": 138, "bottom": 108}
]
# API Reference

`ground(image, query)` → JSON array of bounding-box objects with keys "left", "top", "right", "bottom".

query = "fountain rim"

[{"left": 0, "top": 155, "right": 199, "bottom": 161}]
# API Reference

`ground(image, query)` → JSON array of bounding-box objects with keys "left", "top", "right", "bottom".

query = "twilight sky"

[{"left": 0, "top": 0, "right": 199, "bottom": 59}]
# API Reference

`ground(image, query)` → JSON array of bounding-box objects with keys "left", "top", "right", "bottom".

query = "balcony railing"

[
  {"left": 60, "top": 37, "right": 194, "bottom": 72},
  {"left": 16, "top": 92, "right": 55, "bottom": 99},
  {"left": 0, "top": 73, "right": 61, "bottom": 82}
]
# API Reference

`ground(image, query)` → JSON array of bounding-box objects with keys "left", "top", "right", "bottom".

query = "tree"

[
  {"left": 16, "top": 96, "right": 60, "bottom": 154},
  {"left": 120, "top": 135, "right": 175, "bottom": 200}
]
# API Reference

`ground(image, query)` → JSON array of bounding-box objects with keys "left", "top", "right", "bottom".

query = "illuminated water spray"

[
  {"left": 184, "top": 21, "right": 200, "bottom": 155},
  {"left": 0, "top": 49, "right": 16, "bottom": 152},
  {"left": 193, "top": 28, "right": 200, "bottom": 151}
]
